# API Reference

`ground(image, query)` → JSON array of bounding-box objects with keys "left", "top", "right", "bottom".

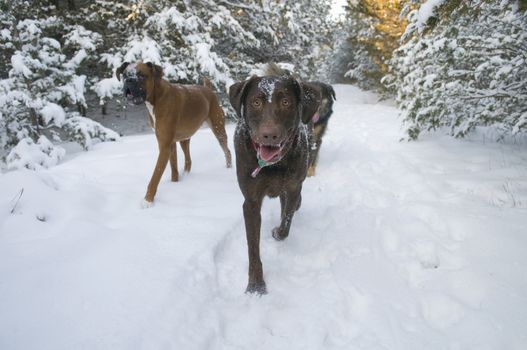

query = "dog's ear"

[
  {"left": 295, "top": 81, "right": 321, "bottom": 124},
  {"left": 229, "top": 76, "right": 257, "bottom": 119},
  {"left": 146, "top": 62, "right": 163, "bottom": 80},
  {"left": 319, "top": 83, "right": 336, "bottom": 101},
  {"left": 115, "top": 62, "right": 130, "bottom": 81},
  {"left": 328, "top": 84, "right": 336, "bottom": 101}
]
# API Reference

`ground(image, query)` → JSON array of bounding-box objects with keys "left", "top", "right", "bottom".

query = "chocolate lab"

[
  {"left": 116, "top": 62, "right": 232, "bottom": 208},
  {"left": 255, "top": 64, "right": 336, "bottom": 177},
  {"left": 229, "top": 75, "right": 320, "bottom": 294},
  {"left": 307, "top": 82, "right": 336, "bottom": 177}
]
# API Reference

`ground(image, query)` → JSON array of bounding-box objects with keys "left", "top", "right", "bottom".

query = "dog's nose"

[{"left": 259, "top": 126, "right": 281, "bottom": 143}]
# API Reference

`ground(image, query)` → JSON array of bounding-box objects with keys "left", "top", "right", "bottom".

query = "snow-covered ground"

[{"left": 1, "top": 85, "right": 526, "bottom": 349}]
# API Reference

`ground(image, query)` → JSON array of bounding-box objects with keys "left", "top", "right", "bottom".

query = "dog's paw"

[
  {"left": 272, "top": 227, "right": 289, "bottom": 241},
  {"left": 141, "top": 199, "right": 154, "bottom": 209},
  {"left": 245, "top": 281, "right": 267, "bottom": 295},
  {"left": 307, "top": 166, "right": 316, "bottom": 177}
]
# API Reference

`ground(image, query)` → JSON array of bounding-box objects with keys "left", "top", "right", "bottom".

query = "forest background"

[{"left": 0, "top": 0, "right": 525, "bottom": 169}]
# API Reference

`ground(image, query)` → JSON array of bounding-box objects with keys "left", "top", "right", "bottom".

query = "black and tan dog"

[
  {"left": 229, "top": 75, "right": 320, "bottom": 294},
  {"left": 307, "top": 82, "right": 336, "bottom": 177},
  {"left": 116, "top": 62, "right": 232, "bottom": 208}
]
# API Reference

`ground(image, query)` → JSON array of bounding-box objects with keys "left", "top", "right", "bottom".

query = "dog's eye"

[
  {"left": 252, "top": 99, "right": 262, "bottom": 108},
  {"left": 281, "top": 98, "right": 290, "bottom": 107}
]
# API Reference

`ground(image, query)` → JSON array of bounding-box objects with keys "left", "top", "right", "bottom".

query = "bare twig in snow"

[{"left": 9, "top": 188, "right": 24, "bottom": 214}]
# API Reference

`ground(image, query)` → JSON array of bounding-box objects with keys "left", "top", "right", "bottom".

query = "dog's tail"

[{"left": 203, "top": 77, "right": 213, "bottom": 90}]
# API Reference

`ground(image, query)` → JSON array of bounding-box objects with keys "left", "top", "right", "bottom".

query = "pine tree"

[
  {"left": 387, "top": 0, "right": 527, "bottom": 140},
  {"left": 0, "top": 0, "right": 118, "bottom": 169},
  {"left": 329, "top": 0, "right": 408, "bottom": 92},
  {"left": 0, "top": 0, "right": 335, "bottom": 168}
]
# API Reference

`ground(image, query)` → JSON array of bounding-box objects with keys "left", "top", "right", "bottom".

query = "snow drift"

[{"left": 1, "top": 85, "right": 526, "bottom": 349}]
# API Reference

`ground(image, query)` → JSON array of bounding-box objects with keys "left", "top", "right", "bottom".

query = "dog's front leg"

[
  {"left": 243, "top": 197, "right": 266, "bottom": 294},
  {"left": 307, "top": 141, "right": 320, "bottom": 177},
  {"left": 272, "top": 187, "right": 302, "bottom": 241},
  {"left": 308, "top": 123, "right": 327, "bottom": 177},
  {"left": 143, "top": 142, "right": 171, "bottom": 206}
]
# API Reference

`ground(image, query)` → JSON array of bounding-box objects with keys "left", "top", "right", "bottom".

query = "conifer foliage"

[
  {"left": 329, "top": 0, "right": 407, "bottom": 92},
  {"left": 333, "top": 0, "right": 526, "bottom": 141},
  {"left": 0, "top": 0, "right": 119, "bottom": 170},
  {"left": 388, "top": 0, "right": 527, "bottom": 140},
  {"left": 0, "top": 0, "right": 334, "bottom": 169}
]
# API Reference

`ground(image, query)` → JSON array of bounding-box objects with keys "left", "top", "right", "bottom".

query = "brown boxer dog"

[
  {"left": 116, "top": 62, "right": 232, "bottom": 208},
  {"left": 229, "top": 75, "right": 320, "bottom": 294}
]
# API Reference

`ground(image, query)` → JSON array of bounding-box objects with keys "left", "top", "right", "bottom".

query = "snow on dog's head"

[{"left": 229, "top": 75, "right": 320, "bottom": 162}]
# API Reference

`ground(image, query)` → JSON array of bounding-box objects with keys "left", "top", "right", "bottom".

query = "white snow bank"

[
  {"left": 63, "top": 115, "right": 120, "bottom": 150},
  {"left": 1, "top": 85, "right": 526, "bottom": 349},
  {"left": 6, "top": 136, "right": 65, "bottom": 170}
]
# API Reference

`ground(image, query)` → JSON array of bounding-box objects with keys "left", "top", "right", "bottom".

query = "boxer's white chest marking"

[{"left": 145, "top": 101, "right": 156, "bottom": 130}]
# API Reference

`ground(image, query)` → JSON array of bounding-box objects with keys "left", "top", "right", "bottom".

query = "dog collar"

[{"left": 251, "top": 152, "right": 281, "bottom": 178}]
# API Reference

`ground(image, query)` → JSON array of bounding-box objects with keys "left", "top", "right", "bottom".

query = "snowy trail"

[{"left": 1, "top": 85, "right": 527, "bottom": 349}]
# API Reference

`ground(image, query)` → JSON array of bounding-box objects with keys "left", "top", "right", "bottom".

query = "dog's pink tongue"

[{"left": 259, "top": 145, "right": 281, "bottom": 162}]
